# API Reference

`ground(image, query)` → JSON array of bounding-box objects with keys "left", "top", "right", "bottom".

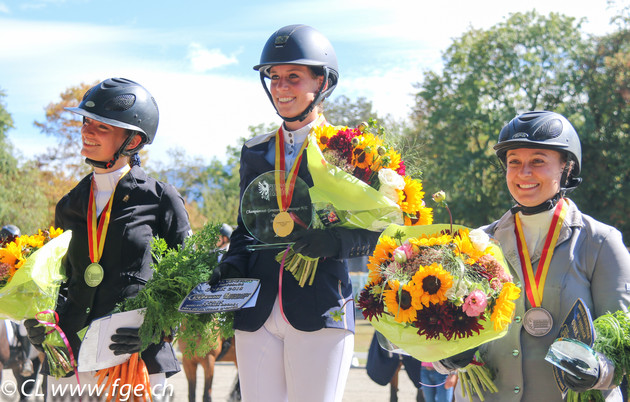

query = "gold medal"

[
  {"left": 523, "top": 307, "right": 554, "bottom": 337},
  {"left": 84, "top": 262, "right": 104, "bottom": 287},
  {"left": 273, "top": 211, "right": 294, "bottom": 237}
]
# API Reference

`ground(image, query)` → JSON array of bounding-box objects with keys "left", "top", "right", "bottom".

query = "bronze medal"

[
  {"left": 84, "top": 262, "right": 104, "bottom": 287},
  {"left": 273, "top": 211, "right": 294, "bottom": 237},
  {"left": 523, "top": 307, "right": 553, "bottom": 337}
]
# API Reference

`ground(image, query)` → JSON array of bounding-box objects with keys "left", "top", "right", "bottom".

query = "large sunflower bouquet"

[
  {"left": 308, "top": 119, "right": 433, "bottom": 229},
  {"left": 0, "top": 227, "right": 75, "bottom": 378},
  {"left": 358, "top": 223, "right": 521, "bottom": 363},
  {"left": 277, "top": 119, "right": 434, "bottom": 286}
]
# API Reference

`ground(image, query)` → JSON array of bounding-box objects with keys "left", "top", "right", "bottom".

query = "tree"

[
  {"left": 0, "top": 89, "right": 50, "bottom": 232},
  {"left": 410, "top": 11, "right": 589, "bottom": 227},
  {"left": 34, "top": 81, "right": 97, "bottom": 181},
  {"left": 325, "top": 95, "right": 379, "bottom": 127},
  {"left": 573, "top": 5, "right": 630, "bottom": 237}
]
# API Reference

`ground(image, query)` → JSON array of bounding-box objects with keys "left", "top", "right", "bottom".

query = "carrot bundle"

[{"left": 94, "top": 353, "right": 152, "bottom": 402}]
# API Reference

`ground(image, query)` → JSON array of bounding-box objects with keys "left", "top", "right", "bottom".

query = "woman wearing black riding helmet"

[
  {"left": 24, "top": 78, "right": 191, "bottom": 400},
  {"left": 434, "top": 111, "right": 630, "bottom": 401},
  {"left": 211, "top": 25, "right": 380, "bottom": 401}
]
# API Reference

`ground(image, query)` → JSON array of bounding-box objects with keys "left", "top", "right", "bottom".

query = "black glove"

[
  {"left": 109, "top": 327, "right": 142, "bottom": 355},
  {"left": 438, "top": 347, "right": 478, "bottom": 371},
  {"left": 292, "top": 229, "right": 341, "bottom": 258},
  {"left": 23, "top": 318, "right": 46, "bottom": 352},
  {"left": 208, "top": 262, "right": 242, "bottom": 286},
  {"left": 561, "top": 358, "right": 599, "bottom": 393}
]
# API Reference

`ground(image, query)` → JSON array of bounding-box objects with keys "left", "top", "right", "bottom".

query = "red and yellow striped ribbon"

[{"left": 514, "top": 198, "right": 568, "bottom": 307}]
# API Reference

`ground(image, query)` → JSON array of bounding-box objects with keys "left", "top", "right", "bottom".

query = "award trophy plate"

[
  {"left": 241, "top": 170, "right": 313, "bottom": 250},
  {"left": 544, "top": 298, "right": 597, "bottom": 396}
]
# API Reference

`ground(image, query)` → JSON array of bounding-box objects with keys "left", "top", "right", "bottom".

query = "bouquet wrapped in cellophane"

[
  {"left": 358, "top": 223, "right": 521, "bottom": 362},
  {"left": 0, "top": 227, "right": 75, "bottom": 378},
  {"left": 277, "top": 118, "right": 434, "bottom": 286}
]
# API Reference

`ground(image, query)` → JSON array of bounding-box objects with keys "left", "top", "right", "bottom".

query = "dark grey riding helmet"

[
  {"left": 66, "top": 78, "right": 159, "bottom": 168},
  {"left": 254, "top": 24, "right": 338, "bottom": 122},
  {"left": 494, "top": 111, "right": 582, "bottom": 212}
]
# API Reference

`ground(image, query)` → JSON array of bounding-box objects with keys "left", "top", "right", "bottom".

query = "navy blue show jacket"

[
  {"left": 222, "top": 132, "right": 381, "bottom": 333},
  {"left": 51, "top": 166, "right": 191, "bottom": 377}
]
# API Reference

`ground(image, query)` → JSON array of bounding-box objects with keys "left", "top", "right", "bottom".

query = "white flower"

[
  {"left": 469, "top": 229, "right": 490, "bottom": 252},
  {"left": 393, "top": 248, "right": 407, "bottom": 263},
  {"left": 378, "top": 169, "right": 405, "bottom": 203},
  {"left": 445, "top": 278, "right": 470, "bottom": 301},
  {"left": 379, "top": 169, "right": 406, "bottom": 189}
]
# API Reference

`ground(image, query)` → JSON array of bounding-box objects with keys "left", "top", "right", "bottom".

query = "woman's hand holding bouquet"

[
  {"left": 0, "top": 227, "right": 74, "bottom": 378},
  {"left": 277, "top": 119, "right": 434, "bottom": 286}
]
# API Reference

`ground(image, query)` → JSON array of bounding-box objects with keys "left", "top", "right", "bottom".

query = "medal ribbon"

[
  {"left": 514, "top": 198, "right": 568, "bottom": 307},
  {"left": 87, "top": 172, "right": 127, "bottom": 263},
  {"left": 273, "top": 114, "right": 326, "bottom": 212}
]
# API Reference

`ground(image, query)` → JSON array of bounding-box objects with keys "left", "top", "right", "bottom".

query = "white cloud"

[
  {"left": 0, "top": 3, "right": 9, "bottom": 13},
  {"left": 187, "top": 43, "right": 239, "bottom": 73}
]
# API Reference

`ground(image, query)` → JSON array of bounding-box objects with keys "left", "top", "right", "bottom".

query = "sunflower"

[
  {"left": 451, "top": 229, "right": 487, "bottom": 263},
  {"left": 313, "top": 125, "right": 339, "bottom": 151},
  {"left": 0, "top": 238, "right": 25, "bottom": 272},
  {"left": 384, "top": 280, "right": 417, "bottom": 323},
  {"left": 403, "top": 208, "right": 434, "bottom": 226},
  {"left": 398, "top": 176, "right": 425, "bottom": 213},
  {"left": 357, "top": 284, "right": 385, "bottom": 321},
  {"left": 372, "top": 148, "right": 403, "bottom": 172},
  {"left": 351, "top": 133, "right": 379, "bottom": 170},
  {"left": 490, "top": 282, "right": 521, "bottom": 331},
  {"left": 414, "top": 302, "right": 453, "bottom": 340},
  {"left": 46, "top": 226, "right": 64, "bottom": 239},
  {"left": 410, "top": 262, "right": 453, "bottom": 309},
  {"left": 367, "top": 235, "right": 397, "bottom": 285},
  {"left": 409, "top": 232, "right": 451, "bottom": 248}
]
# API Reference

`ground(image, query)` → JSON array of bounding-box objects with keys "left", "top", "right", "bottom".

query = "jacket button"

[
  {"left": 514, "top": 386, "right": 520, "bottom": 393},
  {"left": 514, "top": 316, "right": 522, "bottom": 323},
  {"left": 512, "top": 349, "right": 519, "bottom": 357}
]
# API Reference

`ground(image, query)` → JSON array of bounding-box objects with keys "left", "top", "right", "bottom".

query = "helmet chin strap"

[
  {"left": 84, "top": 134, "right": 136, "bottom": 170},
  {"left": 511, "top": 164, "right": 582, "bottom": 215}
]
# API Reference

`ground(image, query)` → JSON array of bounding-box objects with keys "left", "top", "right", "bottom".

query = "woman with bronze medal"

[
  {"left": 208, "top": 25, "right": 380, "bottom": 401},
  {"left": 433, "top": 111, "right": 630, "bottom": 401},
  {"left": 23, "top": 78, "right": 191, "bottom": 400}
]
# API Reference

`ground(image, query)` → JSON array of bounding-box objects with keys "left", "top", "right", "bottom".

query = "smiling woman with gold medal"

[
  {"left": 208, "top": 25, "right": 381, "bottom": 402},
  {"left": 433, "top": 111, "right": 630, "bottom": 401},
  {"left": 23, "top": 78, "right": 191, "bottom": 400}
]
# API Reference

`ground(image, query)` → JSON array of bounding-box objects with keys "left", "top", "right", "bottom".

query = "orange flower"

[
  {"left": 367, "top": 235, "right": 397, "bottom": 285},
  {"left": 384, "top": 280, "right": 417, "bottom": 323},
  {"left": 410, "top": 262, "right": 453, "bottom": 309}
]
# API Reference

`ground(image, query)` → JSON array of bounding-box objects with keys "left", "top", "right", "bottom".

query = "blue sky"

[{"left": 0, "top": 0, "right": 622, "bottom": 165}]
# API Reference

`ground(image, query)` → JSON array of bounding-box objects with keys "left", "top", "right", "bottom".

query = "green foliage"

[
  {"left": 325, "top": 95, "right": 379, "bottom": 127},
  {"left": 570, "top": 17, "right": 630, "bottom": 238},
  {"left": 0, "top": 90, "right": 50, "bottom": 232},
  {"left": 33, "top": 81, "right": 96, "bottom": 181},
  {"left": 409, "top": 11, "right": 590, "bottom": 226},
  {"left": 121, "top": 223, "right": 233, "bottom": 358}
]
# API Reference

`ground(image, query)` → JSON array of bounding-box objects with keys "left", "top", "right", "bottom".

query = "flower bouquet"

[
  {"left": 277, "top": 118, "right": 434, "bottom": 286},
  {"left": 0, "top": 227, "right": 75, "bottom": 378},
  {"left": 357, "top": 223, "right": 521, "bottom": 363}
]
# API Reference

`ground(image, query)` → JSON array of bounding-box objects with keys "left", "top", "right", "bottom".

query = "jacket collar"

[{"left": 492, "top": 198, "right": 583, "bottom": 282}]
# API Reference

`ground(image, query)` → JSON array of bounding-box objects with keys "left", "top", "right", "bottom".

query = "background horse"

[{"left": 177, "top": 335, "right": 239, "bottom": 402}]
